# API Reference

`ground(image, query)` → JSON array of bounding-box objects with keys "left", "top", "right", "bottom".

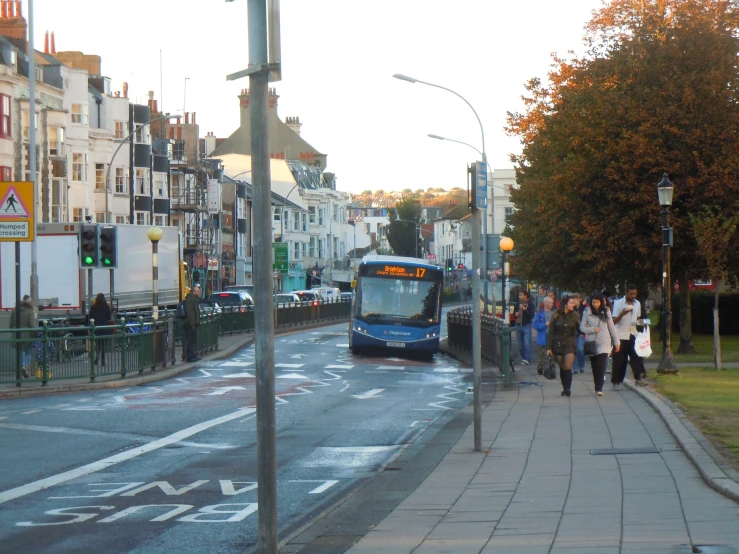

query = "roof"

[
  {"left": 437, "top": 204, "right": 469, "bottom": 221},
  {"left": 223, "top": 176, "right": 304, "bottom": 210}
]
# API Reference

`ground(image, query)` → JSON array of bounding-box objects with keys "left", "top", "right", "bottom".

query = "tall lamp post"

[
  {"left": 348, "top": 218, "right": 357, "bottom": 270},
  {"left": 500, "top": 236, "right": 514, "bottom": 385},
  {"left": 147, "top": 226, "right": 163, "bottom": 321},
  {"left": 657, "top": 173, "right": 678, "bottom": 375}
]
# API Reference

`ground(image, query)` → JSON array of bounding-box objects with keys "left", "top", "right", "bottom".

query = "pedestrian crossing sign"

[{"left": 0, "top": 181, "right": 35, "bottom": 242}]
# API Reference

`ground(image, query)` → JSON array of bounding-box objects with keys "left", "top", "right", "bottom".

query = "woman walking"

[
  {"left": 546, "top": 296, "right": 580, "bottom": 396},
  {"left": 89, "top": 293, "right": 114, "bottom": 367},
  {"left": 579, "top": 293, "right": 620, "bottom": 396}
]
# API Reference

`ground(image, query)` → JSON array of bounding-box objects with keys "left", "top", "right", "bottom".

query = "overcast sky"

[{"left": 33, "top": 0, "right": 604, "bottom": 194}]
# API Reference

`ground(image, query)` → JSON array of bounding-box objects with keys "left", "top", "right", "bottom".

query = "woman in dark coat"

[
  {"left": 89, "top": 293, "right": 114, "bottom": 367},
  {"left": 546, "top": 295, "right": 580, "bottom": 396}
]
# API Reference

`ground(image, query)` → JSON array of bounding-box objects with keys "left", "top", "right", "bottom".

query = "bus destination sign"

[{"left": 367, "top": 265, "right": 438, "bottom": 280}]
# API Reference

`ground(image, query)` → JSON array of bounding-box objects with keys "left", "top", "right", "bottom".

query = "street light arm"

[
  {"left": 427, "top": 134, "right": 482, "bottom": 157},
  {"left": 416, "top": 79, "right": 486, "bottom": 161},
  {"left": 105, "top": 114, "right": 181, "bottom": 222}
]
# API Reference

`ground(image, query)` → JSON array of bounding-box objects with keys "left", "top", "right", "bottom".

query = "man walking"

[
  {"left": 514, "top": 290, "right": 535, "bottom": 365},
  {"left": 611, "top": 284, "right": 647, "bottom": 389},
  {"left": 9, "top": 295, "right": 37, "bottom": 378},
  {"left": 183, "top": 283, "right": 202, "bottom": 363}
]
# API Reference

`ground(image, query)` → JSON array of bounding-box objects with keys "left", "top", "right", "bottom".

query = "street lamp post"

[
  {"left": 147, "top": 226, "right": 163, "bottom": 321},
  {"left": 349, "top": 218, "right": 357, "bottom": 270},
  {"left": 394, "top": 73, "right": 487, "bottom": 452},
  {"left": 500, "top": 236, "right": 514, "bottom": 386},
  {"left": 105, "top": 114, "right": 182, "bottom": 223},
  {"left": 657, "top": 173, "right": 678, "bottom": 375}
]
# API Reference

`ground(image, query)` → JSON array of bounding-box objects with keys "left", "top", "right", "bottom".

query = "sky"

[{"left": 32, "top": 0, "right": 606, "bottom": 194}]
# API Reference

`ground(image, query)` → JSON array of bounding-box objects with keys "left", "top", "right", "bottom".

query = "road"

[{"left": 0, "top": 317, "right": 471, "bottom": 553}]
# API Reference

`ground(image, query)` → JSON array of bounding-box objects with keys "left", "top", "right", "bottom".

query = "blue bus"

[{"left": 349, "top": 256, "right": 444, "bottom": 359}]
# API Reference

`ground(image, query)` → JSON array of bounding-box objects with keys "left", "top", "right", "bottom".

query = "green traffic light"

[
  {"left": 103, "top": 258, "right": 112, "bottom": 266},
  {"left": 84, "top": 256, "right": 95, "bottom": 265}
]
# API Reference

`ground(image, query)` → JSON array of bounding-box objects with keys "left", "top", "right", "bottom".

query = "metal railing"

[
  {"left": 1, "top": 298, "right": 352, "bottom": 388},
  {"left": 447, "top": 306, "right": 511, "bottom": 385}
]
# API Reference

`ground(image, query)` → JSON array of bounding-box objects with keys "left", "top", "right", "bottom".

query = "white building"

[{"left": 488, "top": 167, "right": 516, "bottom": 235}]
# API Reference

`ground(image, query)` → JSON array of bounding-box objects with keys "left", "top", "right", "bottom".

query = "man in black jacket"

[
  {"left": 183, "top": 284, "right": 202, "bottom": 362},
  {"left": 514, "top": 290, "right": 536, "bottom": 365}
]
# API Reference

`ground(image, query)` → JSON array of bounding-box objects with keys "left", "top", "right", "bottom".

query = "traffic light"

[
  {"left": 99, "top": 226, "right": 118, "bottom": 268},
  {"left": 457, "top": 263, "right": 464, "bottom": 269},
  {"left": 79, "top": 224, "right": 99, "bottom": 268},
  {"left": 446, "top": 258, "right": 453, "bottom": 272}
]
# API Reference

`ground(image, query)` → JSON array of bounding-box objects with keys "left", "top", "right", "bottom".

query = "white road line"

[
  {"left": 77, "top": 398, "right": 92, "bottom": 403},
  {"left": 0, "top": 407, "right": 256, "bottom": 505},
  {"left": 275, "top": 363, "right": 304, "bottom": 369},
  {"left": 326, "top": 365, "right": 353, "bottom": 370},
  {"left": 21, "top": 410, "right": 41, "bottom": 415},
  {"left": 0, "top": 416, "right": 7, "bottom": 421},
  {"left": 223, "top": 372, "right": 256, "bottom": 379},
  {"left": 276, "top": 373, "right": 309, "bottom": 380},
  {"left": 309, "top": 480, "right": 339, "bottom": 494},
  {"left": 323, "top": 371, "right": 342, "bottom": 381},
  {"left": 377, "top": 365, "right": 405, "bottom": 371},
  {"left": 410, "top": 421, "right": 419, "bottom": 428},
  {"left": 220, "top": 361, "right": 253, "bottom": 367},
  {"left": 340, "top": 384, "right": 349, "bottom": 392}
]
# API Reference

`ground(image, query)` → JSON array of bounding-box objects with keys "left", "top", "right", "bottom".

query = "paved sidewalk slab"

[{"left": 346, "top": 363, "right": 739, "bottom": 554}]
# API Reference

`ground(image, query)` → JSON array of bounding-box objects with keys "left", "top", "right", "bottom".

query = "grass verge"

[{"left": 653, "top": 366, "right": 739, "bottom": 470}]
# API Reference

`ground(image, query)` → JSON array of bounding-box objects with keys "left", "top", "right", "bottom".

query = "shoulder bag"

[{"left": 583, "top": 315, "right": 600, "bottom": 357}]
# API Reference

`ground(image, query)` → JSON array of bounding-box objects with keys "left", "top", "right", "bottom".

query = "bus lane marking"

[{"left": 0, "top": 407, "right": 256, "bottom": 505}]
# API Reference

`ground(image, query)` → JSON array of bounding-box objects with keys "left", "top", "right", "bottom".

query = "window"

[
  {"left": 293, "top": 242, "right": 300, "bottom": 259},
  {"left": 273, "top": 208, "right": 281, "bottom": 221},
  {"left": 308, "top": 206, "right": 316, "bottom": 224},
  {"left": 115, "top": 167, "right": 126, "bottom": 193},
  {"left": 72, "top": 153, "right": 87, "bottom": 182},
  {"left": 154, "top": 173, "right": 166, "bottom": 197},
  {"left": 49, "top": 127, "right": 64, "bottom": 156},
  {"left": 0, "top": 166, "right": 11, "bottom": 181},
  {"left": 95, "top": 213, "right": 106, "bottom": 223},
  {"left": 71, "top": 103, "right": 88, "bottom": 125},
  {"left": 135, "top": 125, "right": 147, "bottom": 143},
  {"left": 36, "top": 66, "right": 43, "bottom": 81},
  {"left": 302, "top": 213, "right": 307, "bottom": 232},
  {"left": 51, "top": 177, "right": 66, "bottom": 222},
  {"left": 318, "top": 239, "right": 324, "bottom": 259},
  {"left": 504, "top": 207, "right": 513, "bottom": 223},
  {"left": 293, "top": 211, "right": 299, "bottom": 231},
  {"left": 154, "top": 215, "right": 166, "bottom": 227},
  {"left": 114, "top": 121, "right": 125, "bottom": 139},
  {"left": 72, "top": 208, "right": 87, "bottom": 223},
  {"left": 115, "top": 215, "right": 127, "bottom": 224},
  {"left": 136, "top": 169, "right": 149, "bottom": 195},
  {"left": 95, "top": 164, "right": 105, "bottom": 191},
  {"left": 309, "top": 237, "right": 317, "bottom": 257},
  {"left": 302, "top": 242, "right": 308, "bottom": 257},
  {"left": 136, "top": 212, "right": 150, "bottom": 226},
  {"left": 318, "top": 208, "right": 325, "bottom": 226},
  {"left": 0, "top": 94, "right": 10, "bottom": 138}
]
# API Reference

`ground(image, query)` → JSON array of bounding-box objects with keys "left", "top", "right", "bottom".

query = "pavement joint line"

[{"left": 624, "top": 378, "right": 739, "bottom": 503}]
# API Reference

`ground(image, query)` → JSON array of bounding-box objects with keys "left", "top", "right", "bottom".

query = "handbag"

[
  {"left": 583, "top": 317, "right": 601, "bottom": 357},
  {"left": 543, "top": 355, "right": 557, "bottom": 380},
  {"left": 634, "top": 327, "right": 652, "bottom": 358}
]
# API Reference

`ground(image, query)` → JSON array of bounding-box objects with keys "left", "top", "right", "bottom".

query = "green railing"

[{"left": 1, "top": 299, "right": 352, "bottom": 388}]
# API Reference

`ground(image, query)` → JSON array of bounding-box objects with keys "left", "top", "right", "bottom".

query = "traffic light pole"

[{"left": 87, "top": 269, "right": 93, "bottom": 316}]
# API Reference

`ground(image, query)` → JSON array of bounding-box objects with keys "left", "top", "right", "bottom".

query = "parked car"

[
  {"left": 274, "top": 293, "right": 301, "bottom": 306},
  {"left": 226, "top": 285, "right": 255, "bottom": 297},
  {"left": 294, "top": 290, "right": 320, "bottom": 306},
  {"left": 205, "top": 291, "right": 253, "bottom": 313}
]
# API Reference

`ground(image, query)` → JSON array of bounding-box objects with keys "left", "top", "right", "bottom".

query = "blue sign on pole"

[{"left": 476, "top": 161, "right": 488, "bottom": 209}]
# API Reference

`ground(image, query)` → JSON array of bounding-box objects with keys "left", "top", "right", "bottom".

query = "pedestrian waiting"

[{"left": 8, "top": 295, "right": 37, "bottom": 378}]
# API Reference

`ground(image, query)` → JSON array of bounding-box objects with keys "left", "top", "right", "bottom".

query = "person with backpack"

[{"left": 182, "top": 283, "right": 202, "bottom": 362}]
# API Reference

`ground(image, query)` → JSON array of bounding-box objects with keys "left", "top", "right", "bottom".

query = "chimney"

[
  {"left": 1, "top": 2, "right": 7, "bottom": 19},
  {"left": 122, "top": 82, "right": 128, "bottom": 98},
  {"left": 147, "top": 90, "right": 154, "bottom": 109},
  {"left": 43, "top": 30, "right": 48, "bottom": 54},
  {"left": 286, "top": 116, "right": 302, "bottom": 136},
  {"left": 50, "top": 31, "right": 56, "bottom": 54},
  {"left": 192, "top": 112, "right": 196, "bottom": 125},
  {"left": 184, "top": 112, "right": 189, "bottom": 124},
  {"left": 14, "top": 0, "right": 20, "bottom": 18}
]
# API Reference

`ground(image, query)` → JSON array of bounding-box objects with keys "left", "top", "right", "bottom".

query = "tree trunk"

[
  {"left": 714, "top": 282, "right": 721, "bottom": 371},
  {"left": 677, "top": 272, "right": 696, "bottom": 354}
]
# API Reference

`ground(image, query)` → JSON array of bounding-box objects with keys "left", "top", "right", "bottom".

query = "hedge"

[{"left": 660, "top": 292, "right": 739, "bottom": 335}]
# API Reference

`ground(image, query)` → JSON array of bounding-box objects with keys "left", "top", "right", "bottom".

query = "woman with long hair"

[
  {"left": 89, "top": 293, "right": 114, "bottom": 367},
  {"left": 580, "top": 293, "right": 620, "bottom": 396},
  {"left": 546, "top": 295, "right": 580, "bottom": 396}
]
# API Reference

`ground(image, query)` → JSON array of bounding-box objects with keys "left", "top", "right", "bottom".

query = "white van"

[{"left": 311, "top": 286, "right": 341, "bottom": 301}]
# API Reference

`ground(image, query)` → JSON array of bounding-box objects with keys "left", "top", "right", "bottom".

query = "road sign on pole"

[
  {"left": 475, "top": 161, "right": 488, "bottom": 209},
  {"left": 0, "top": 181, "right": 35, "bottom": 242},
  {"left": 272, "top": 242, "right": 288, "bottom": 271}
]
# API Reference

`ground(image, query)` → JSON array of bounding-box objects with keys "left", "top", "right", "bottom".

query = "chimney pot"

[
  {"left": 44, "top": 30, "right": 49, "bottom": 54},
  {"left": 1, "top": 2, "right": 7, "bottom": 19},
  {"left": 50, "top": 31, "right": 56, "bottom": 54},
  {"left": 14, "top": 0, "right": 20, "bottom": 18},
  {"left": 192, "top": 112, "right": 196, "bottom": 125},
  {"left": 184, "top": 112, "right": 189, "bottom": 124},
  {"left": 122, "top": 82, "right": 128, "bottom": 98}
]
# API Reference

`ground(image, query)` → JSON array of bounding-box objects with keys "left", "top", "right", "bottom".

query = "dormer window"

[{"left": 36, "top": 66, "right": 42, "bottom": 82}]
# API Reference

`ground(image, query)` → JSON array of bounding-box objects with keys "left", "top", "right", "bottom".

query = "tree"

[
  {"left": 689, "top": 206, "right": 739, "bottom": 370},
  {"left": 506, "top": 0, "right": 739, "bottom": 353},
  {"left": 386, "top": 196, "right": 422, "bottom": 257}
]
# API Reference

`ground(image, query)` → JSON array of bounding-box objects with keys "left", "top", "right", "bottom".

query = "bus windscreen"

[{"left": 358, "top": 276, "right": 441, "bottom": 323}]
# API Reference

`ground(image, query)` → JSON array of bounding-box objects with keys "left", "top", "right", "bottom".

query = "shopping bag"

[
  {"left": 634, "top": 328, "right": 652, "bottom": 358},
  {"left": 543, "top": 355, "right": 557, "bottom": 380}
]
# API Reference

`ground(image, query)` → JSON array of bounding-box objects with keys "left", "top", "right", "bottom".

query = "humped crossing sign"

[{"left": 0, "top": 181, "right": 35, "bottom": 242}]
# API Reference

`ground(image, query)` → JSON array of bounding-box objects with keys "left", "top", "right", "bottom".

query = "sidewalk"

[{"left": 344, "top": 361, "right": 739, "bottom": 553}]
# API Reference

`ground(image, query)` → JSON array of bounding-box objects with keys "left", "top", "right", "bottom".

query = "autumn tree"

[
  {"left": 689, "top": 206, "right": 739, "bottom": 370},
  {"left": 506, "top": 0, "right": 739, "bottom": 353},
  {"left": 387, "top": 196, "right": 422, "bottom": 257}
]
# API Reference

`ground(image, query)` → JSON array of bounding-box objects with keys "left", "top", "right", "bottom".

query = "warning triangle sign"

[{"left": 0, "top": 185, "right": 30, "bottom": 218}]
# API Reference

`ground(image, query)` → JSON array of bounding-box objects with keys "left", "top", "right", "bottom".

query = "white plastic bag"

[{"left": 635, "top": 328, "right": 652, "bottom": 358}]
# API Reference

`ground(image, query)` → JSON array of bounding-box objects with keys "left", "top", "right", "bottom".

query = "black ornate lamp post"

[{"left": 657, "top": 173, "right": 678, "bottom": 375}]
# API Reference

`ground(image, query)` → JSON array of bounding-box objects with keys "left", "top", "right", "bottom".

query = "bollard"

[
  {"left": 502, "top": 323, "right": 511, "bottom": 387},
  {"left": 89, "top": 321, "right": 96, "bottom": 382},
  {"left": 41, "top": 321, "right": 49, "bottom": 386}
]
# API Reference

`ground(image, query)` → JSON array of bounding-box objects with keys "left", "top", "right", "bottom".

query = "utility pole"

[
  {"left": 28, "top": 0, "right": 38, "bottom": 306},
  {"left": 226, "top": 0, "right": 281, "bottom": 550},
  {"left": 469, "top": 164, "right": 482, "bottom": 452}
]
